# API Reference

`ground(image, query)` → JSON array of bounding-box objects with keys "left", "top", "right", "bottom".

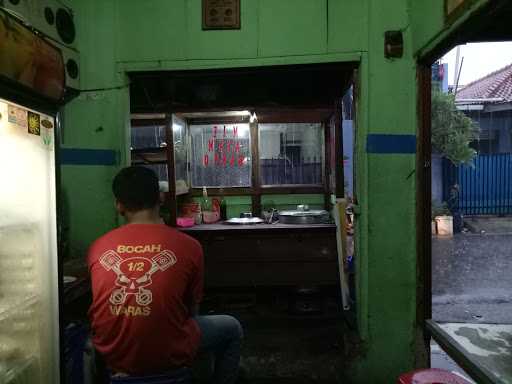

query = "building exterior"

[
  {"left": 435, "top": 64, "right": 512, "bottom": 216},
  {"left": 457, "top": 63, "right": 512, "bottom": 154}
]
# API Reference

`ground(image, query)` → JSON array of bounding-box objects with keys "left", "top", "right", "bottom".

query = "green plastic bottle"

[
  {"left": 219, "top": 188, "right": 227, "bottom": 220},
  {"left": 201, "top": 187, "right": 212, "bottom": 212}
]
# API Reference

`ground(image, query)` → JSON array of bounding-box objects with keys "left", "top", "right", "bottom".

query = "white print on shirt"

[{"left": 99, "top": 249, "right": 177, "bottom": 306}]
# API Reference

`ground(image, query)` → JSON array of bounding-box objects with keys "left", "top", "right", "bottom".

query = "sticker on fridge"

[
  {"left": 27, "top": 111, "right": 41, "bottom": 136},
  {"left": 41, "top": 118, "right": 54, "bottom": 130},
  {"left": 41, "top": 116, "right": 54, "bottom": 148},
  {"left": 8, "top": 105, "right": 17, "bottom": 124},
  {"left": 15, "top": 108, "right": 27, "bottom": 128},
  {"left": 7, "top": 104, "right": 28, "bottom": 128}
]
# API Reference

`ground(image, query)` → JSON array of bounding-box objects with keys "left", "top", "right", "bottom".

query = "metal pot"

[{"left": 278, "top": 205, "right": 330, "bottom": 224}]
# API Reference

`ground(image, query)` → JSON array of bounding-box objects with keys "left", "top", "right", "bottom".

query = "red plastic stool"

[{"left": 398, "top": 368, "right": 472, "bottom": 384}]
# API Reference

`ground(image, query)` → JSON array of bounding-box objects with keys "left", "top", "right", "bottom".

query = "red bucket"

[{"left": 398, "top": 368, "right": 472, "bottom": 384}]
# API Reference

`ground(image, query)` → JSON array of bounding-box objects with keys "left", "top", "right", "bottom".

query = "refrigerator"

[{"left": 0, "top": 97, "right": 61, "bottom": 383}]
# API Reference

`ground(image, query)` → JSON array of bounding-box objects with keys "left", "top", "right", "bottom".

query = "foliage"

[{"left": 431, "top": 89, "right": 478, "bottom": 165}]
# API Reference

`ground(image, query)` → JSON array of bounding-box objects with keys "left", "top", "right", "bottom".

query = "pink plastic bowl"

[{"left": 177, "top": 217, "right": 195, "bottom": 227}]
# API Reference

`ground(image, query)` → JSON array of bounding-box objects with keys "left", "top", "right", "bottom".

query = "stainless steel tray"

[{"left": 224, "top": 217, "right": 264, "bottom": 225}]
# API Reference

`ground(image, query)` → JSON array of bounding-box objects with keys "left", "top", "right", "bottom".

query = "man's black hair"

[{"left": 112, "top": 166, "right": 160, "bottom": 212}]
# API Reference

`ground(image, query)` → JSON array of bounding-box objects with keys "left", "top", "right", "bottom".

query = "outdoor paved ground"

[
  {"left": 432, "top": 231, "right": 512, "bottom": 324},
  {"left": 431, "top": 217, "right": 512, "bottom": 382}
]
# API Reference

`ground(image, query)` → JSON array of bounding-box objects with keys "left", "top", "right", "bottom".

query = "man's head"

[{"left": 112, "top": 166, "right": 160, "bottom": 216}]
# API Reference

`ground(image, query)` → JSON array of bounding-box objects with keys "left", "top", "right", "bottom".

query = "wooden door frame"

[{"left": 416, "top": 63, "right": 433, "bottom": 367}]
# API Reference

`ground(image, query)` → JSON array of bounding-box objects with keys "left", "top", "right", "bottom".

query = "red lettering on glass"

[
  {"left": 222, "top": 153, "right": 227, "bottom": 166},
  {"left": 218, "top": 139, "right": 225, "bottom": 152},
  {"left": 203, "top": 154, "right": 209, "bottom": 167},
  {"left": 235, "top": 142, "right": 241, "bottom": 153},
  {"left": 233, "top": 126, "right": 238, "bottom": 137},
  {"left": 230, "top": 154, "right": 235, "bottom": 167},
  {"left": 213, "top": 126, "right": 218, "bottom": 138},
  {"left": 223, "top": 125, "right": 227, "bottom": 137},
  {"left": 214, "top": 153, "right": 220, "bottom": 165},
  {"left": 208, "top": 138, "right": 214, "bottom": 152},
  {"left": 227, "top": 140, "right": 233, "bottom": 152},
  {"left": 238, "top": 155, "right": 245, "bottom": 166}
]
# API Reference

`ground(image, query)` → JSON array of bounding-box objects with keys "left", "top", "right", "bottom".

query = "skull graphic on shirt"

[{"left": 99, "top": 249, "right": 176, "bottom": 306}]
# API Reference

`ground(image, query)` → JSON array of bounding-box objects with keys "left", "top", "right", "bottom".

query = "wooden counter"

[
  {"left": 181, "top": 222, "right": 336, "bottom": 232},
  {"left": 180, "top": 223, "right": 339, "bottom": 288}
]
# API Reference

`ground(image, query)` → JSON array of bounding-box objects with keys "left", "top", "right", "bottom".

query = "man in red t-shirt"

[{"left": 88, "top": 166, "right": 243, "bottom": 383}]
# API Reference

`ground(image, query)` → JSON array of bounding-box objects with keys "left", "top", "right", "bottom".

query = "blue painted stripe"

[
  {"left": 60, "top": 148, "right": 117, "bottom": 166},
  {"left": 366, "top": 134, "right": 416, "bottom": 154}
]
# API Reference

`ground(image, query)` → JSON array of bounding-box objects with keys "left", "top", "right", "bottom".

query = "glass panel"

[
  {"left": 131, "top": 125, "right": 167, "bottom": 182},
  {"left": 140, "top": 164, "right": 168, "bottom": 181},
  {"left": 173, "top": 116, "right": 189, "bottom": 194},
  {"left": 259, "top": 123, "right": 323, "bottom": 185},
  {"left": 131, "top": 125, "right": 166, "bottom": 149},
  {"left": 190, "top": 124, "right": 251, "bottom": 188},
  {"left": 0, "top": 99, "right": 59, "bottom": 383}
]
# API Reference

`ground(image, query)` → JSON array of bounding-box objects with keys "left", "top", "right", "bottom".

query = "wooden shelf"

[{"left": 131, "top": 147, "right": 167, "bottom": 164}]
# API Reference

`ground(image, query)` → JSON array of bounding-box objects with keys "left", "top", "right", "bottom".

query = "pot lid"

[{"left": 279, "top": 209, "right": 329, "bottom": 217}]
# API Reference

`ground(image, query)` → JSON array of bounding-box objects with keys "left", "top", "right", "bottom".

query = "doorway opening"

[
  {"left": 420, "top": 2, "right": 512, "bottom": 383},
  {"left": 128, "top": 62, "right": 359, "bottom": 381}
]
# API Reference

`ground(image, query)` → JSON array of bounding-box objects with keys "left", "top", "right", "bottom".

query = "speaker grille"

[
  {"left": 56, "top": 8, "right": 75, "bottom": 45},
  {"left": 44, "top": 7, "right": 55, "bottom": 25},
  {"left": 66, "top": 59, "right": 79, "bottom": 80}
]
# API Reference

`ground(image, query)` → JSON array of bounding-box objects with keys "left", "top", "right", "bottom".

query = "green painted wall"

[
  {"left": 60, "top": 0, "right": 129, "bottom": 257},
  {"left": 411, "top": 0, "right": 445, "bottom": 55},
  {"left": 347, "top": 0, "right": 419, "bottom": 380},
  {"left": 60, "top": 0, "right": 473, "bottom": 381},
  {"left": 189, "top": 195, "right": 252, "bottom": 220},
  {"left": 261, "top": 194, "right": 324, "bottom": 212}
]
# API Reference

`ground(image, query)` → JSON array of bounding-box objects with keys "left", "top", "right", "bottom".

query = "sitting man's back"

[
  {"left": 88, "top": 167, "right": 242, "bottom": 384},
  {"left": 88, "top": 222, "right": 203, "bottom": 374}
]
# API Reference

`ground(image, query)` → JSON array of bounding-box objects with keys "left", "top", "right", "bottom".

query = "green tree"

[{"left": 431, "top": 89, "right": 478, "bottom": 165}]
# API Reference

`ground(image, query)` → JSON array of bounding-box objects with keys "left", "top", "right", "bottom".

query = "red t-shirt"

[{"left": 87, "top": 223, "right": 204, "bottom": 375}]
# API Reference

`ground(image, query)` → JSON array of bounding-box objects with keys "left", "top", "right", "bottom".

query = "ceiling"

[{"left": 129, "top": 62, "right": 356, "bottom": 114}]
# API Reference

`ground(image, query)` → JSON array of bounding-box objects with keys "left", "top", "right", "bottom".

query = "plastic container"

[
  {"left": 177, "top": 217, "right": 195, "bottom": 228},
  {"left": 202, "top": 211, "right": 220, "bottom": 224},
  {"left": 435, "top": 215, "right": 453, "bottom": 236},
  {"left": 181, "top": 202, "right": 201, "bottom": 225}
]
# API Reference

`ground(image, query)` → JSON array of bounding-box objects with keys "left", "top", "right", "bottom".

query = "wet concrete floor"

[
  {"left": 431, "top": 227, "right": 512, "bottom": 382},
  {"left": 432, "top": 232, "right": 512, "bottom": 324}
]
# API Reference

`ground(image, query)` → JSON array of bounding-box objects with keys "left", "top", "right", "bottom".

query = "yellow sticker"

[{"left": 27, "top": 111, "right": 40, "bottom": 136}]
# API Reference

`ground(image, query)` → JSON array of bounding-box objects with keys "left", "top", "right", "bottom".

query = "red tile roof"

[{"left": 456, "top": 63, "right": 512, "bottom": 103}]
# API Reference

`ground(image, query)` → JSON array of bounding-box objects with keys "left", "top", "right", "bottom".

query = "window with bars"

[{"left": 258, "top": 123, "right": 324, "bottom": 186}]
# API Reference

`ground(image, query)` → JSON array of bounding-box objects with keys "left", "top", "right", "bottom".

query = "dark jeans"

[{"left": 194, "top": 315, "right": 243, "bottom": 384}]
